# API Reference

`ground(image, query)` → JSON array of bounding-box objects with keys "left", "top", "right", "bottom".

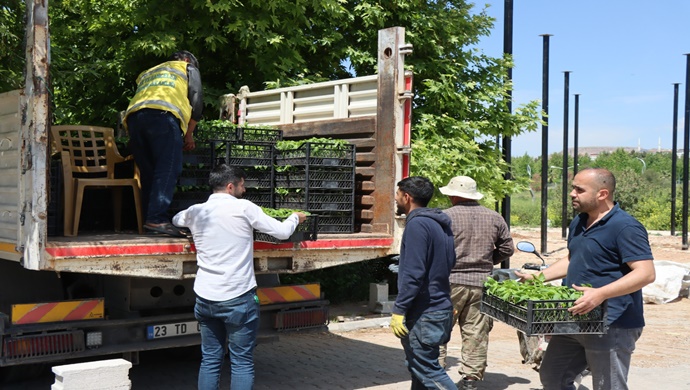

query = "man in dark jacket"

[{"left": 390, "top": 176, "right": 457, "bottom": 389}]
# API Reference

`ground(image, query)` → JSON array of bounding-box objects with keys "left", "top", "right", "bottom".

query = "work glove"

[{"left": 390, "top": 313, "right": 409, "bottom": 338}]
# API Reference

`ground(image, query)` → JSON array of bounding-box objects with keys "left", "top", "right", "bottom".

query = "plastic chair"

[{"left": 51, "top": 125, "right": 144, "bottom": 236}]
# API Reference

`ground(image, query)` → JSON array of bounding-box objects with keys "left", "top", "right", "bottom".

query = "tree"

[
  {"left": 4, "top": 0, "right": 541, "bottom": 199},
  {"left": 0, "top": 0, "right": 25, "bottom": 92}
]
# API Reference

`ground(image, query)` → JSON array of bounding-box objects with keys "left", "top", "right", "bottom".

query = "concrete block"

[
  {"left": 52, "top": 359, "right": 132, "bottom": 390},
  {"left": 368, "top": 283, "right": 389, "bottom": 311}
]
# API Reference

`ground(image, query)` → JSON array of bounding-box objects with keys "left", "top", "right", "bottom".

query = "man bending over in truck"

[{"left": 124, "top": 50, "right": 203, "bottom": 238}]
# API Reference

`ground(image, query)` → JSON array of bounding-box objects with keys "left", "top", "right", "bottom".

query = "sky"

[{"left": 473, "top": 0, "right": 690, "bottom": 157}]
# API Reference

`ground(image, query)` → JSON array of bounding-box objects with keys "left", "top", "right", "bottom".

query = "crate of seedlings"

[
  {"left": 210, "top": 140, "right": 274, "bottom": 168},
  {"left": 275, "top": 139, "right": 355, "bottom": 169},
  {"left": 243, "top": 189, "right": 274, "bottom": 208},
  {"left": 196, "top": 120, "right": 282, "bottom": 143},
  {"left": 253, "top": 209, "right": 318, "bottom": 243},
  {"left": 481, "top": 275, "right": 607, "bottom": 336},
  {"left": 242, "top": 167, "right": 274, "bottom": 190},
  {"left": 275, "top": 168, "right": 355, "bottom": 191},
  {"left": 275, "top": 191, "right": 354, "bottom": 213},
  {"left": 312, "top": 212, "right": 355, "bottom": 233}
]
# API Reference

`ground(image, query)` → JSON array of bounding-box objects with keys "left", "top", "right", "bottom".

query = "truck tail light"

[
  {"left": 3, "top": 330, "right": 84, "bottom": 361},
  {"left": 273, "top": 306, "right": 329, "bottom": 331}
]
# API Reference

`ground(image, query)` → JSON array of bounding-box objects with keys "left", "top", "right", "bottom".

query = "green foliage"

[
  {"left": 3, "top": 0, "right": 542, "bottom": 203},
  {"left": 0, "top": 0, "right": 25, "bottom": 91},
  {"left": 510, "top": 149, "right": 678, "bottom": 231},
  {"left": 274, "top": 138, "right": 348, "bottom": 151},
  {"left": 281, "top": 258, "right": 394, "bottom": 304},
  {"left": 509, "top": 191, "right": 540, "bottom": 227},
  {"left": 260, "top": 207, "right": 309, "bottom": 218},
  {"left": 484, "top": 274, "right": 584, "bottom": 305}
]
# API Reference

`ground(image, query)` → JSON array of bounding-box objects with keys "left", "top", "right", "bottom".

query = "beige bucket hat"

[{"left": 439, "top": 176, "right": 484, "bottom": 200}]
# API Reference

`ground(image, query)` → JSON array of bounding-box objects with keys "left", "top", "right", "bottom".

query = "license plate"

[{"left": 147, "top": 321, "right": 200, "bottom": 340}]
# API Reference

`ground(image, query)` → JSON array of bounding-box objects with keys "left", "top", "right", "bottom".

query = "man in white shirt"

[{"left": 173, "top": 164, "right": 306, "bottom": 390}]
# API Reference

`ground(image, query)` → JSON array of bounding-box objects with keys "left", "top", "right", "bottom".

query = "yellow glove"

[{"left": 390, "top": 313, "right": 409, "bottom": 338}]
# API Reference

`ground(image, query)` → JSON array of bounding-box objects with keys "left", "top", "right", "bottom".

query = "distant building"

[{"left": 562, "top": 146, "right": 680, "bottom": 159}]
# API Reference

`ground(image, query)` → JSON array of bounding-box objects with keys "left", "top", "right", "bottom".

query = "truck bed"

[{"left": 42, "top": 232, "right": 396, "bottom": 279}]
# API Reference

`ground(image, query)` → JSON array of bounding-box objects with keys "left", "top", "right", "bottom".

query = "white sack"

[{"left": 642, "top": 260, "right": 690, "bottom": 304}]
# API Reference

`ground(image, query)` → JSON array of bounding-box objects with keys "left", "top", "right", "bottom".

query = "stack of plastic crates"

[
  {"left": 210, "top": 138, "right": 277, "bottom": 208},
  {"left": 275, "top": 143, "right": 356, "bottom": 233},
  {"left": 171, "top": 127, "right": 282, "bottom": 216}
]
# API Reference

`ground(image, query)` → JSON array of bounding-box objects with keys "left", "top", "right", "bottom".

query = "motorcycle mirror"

[
  {"left": 516, "top": 241, "right": 536, "bottom": 253},
  {"left": 515, "top": 241, "right": 546, "bottom": 267}
]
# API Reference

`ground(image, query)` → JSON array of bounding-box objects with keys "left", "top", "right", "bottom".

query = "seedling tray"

[
  {"left": 254, "top": 215, "right": 318, "bottom": 244},
  {"left": 210, "top": 140, "right": 274, "bottom": 167},
  {"left": 480, "top": 290, "right": 607, "bottom": 336},
  {"left": 276, "top": 143, "right": 355, "bottom": 168},
  {"left": 275, "top": 191, "right": 354, "bottom": 212},
  {"left": 196, "top": 123, "right": 282, "bottom": 143},
  {"left": 275, "top": 168, "right": 355, "bottom": 190}
]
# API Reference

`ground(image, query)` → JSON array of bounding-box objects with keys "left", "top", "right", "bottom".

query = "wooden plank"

[
  {"left": 356, "top": 210, "right": 374, "bottom": 219},
  {"left": 356, "top": 152, "right": 376, "bottom": 163},
  {"left": 356, "top": 181, "right": 375, "bottom": 192},
  {"left": 358, "top": 224, "right": 373, "bottom": 233},
  {"left": 277, "top": 117, "right": 376, "bottom": 139},
  {"left": 356, "top": 167, "right": 376, "bottom": 177},
  {"left": 358, "top": 195, "right": 375, "bottom": 206}
]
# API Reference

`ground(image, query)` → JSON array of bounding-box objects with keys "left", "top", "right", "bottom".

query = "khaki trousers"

[{"left": 438, "top": 284, "right": 493, "bottom": 380}]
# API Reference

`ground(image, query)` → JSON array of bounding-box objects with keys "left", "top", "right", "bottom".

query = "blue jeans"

[
  {"left": 195, "top": 289, "right": 260, "bottom": 390},
  {"left": 540, "top": 326, "right": 643, "bottom": 390},
  {"left": 400, "top": 309, "right": 456, "bottom": 390},
  {"left": 126, "top": 108, "right": 183, "bottom": 224}
]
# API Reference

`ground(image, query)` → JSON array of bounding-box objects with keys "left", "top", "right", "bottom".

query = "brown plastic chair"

[{"left": 51, "top": 125, "right": 144, "bottom": 236}]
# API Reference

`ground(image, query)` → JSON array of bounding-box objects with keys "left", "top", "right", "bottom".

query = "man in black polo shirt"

[{"left": 517, "top": 168, "right": 655, "bottom": 390}]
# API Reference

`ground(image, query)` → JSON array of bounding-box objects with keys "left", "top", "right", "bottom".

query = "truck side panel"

[{"left": 0, "top": 90, "right": 21, "bottom": 262}]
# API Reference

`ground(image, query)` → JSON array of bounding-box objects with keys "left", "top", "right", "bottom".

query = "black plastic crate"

[
  {"left": 275, "top": 168, "right": 354, "bottom": 190},
  {"left": 182, "top": 146, "right": 214, "bottom": 167},
  {"left": 275, "top": 191, "right": 354, "bottom": 212},
  {"left": 275, "top": 143, "right": 355, "bottom": 168},
  {"left": 196, "top": 122, "right": 282, "bottom": 143},
  {"left": 243, "top": 189, "right": 274, "bottom": 208},
  {"left": 178, "top": 168, "right": 211, "bottom": 188},
  {"left": 313, "top": 213, "right": 355, "bottom": 233},
  {"left": 254, "top": 215, "right": 318, "bottom": 244},
  {"left": 210, "top": 141, "right": 274, "bottom": 168},
  {"left": 243, "top": 167, "right": 274, "bottom": 190},
  {"left": 168, "top": 190, "right": 211, "bottom": 216},
  {"left": 480, "top": 290, "right": 607, "bottom": 336},
  {"left": 239, "top": 127, "right": 283, "bottom": 143}
]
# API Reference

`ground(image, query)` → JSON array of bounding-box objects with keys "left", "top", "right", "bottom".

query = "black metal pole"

[
  {"left": 501, "top": 0, "right": 513, "bottom": 269},
  {"left": 573, "top": 93, "right": 580, "bottom": 220},
  {"left": 683, "top": 54, "right": 690, "bottom": 250},
  {"left": 671, "top": 83, "right": 680, "bottom": 236},
  {"left": 540, "top": 34, "right": 552, "bottom": 254},
  {"left": 561, "top": 71, "right": 571, "bottom": 240}
]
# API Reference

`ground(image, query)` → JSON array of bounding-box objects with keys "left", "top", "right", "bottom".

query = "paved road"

[{"left": 4, "top": 319, "right": 689, "bottom": 389}]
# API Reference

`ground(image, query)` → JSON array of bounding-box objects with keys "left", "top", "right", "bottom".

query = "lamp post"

[
  {"left": 671, "top": 83, "right": 680, "bottom": 236},
  {"left": 501, "top": 0, "right": 514, "bottom": 269},
  {"left": 561, "top": 71, "right": 571, "bottom": 240},
  {"left": 540, "top": 34, "right": 552, "bottom": 254}
]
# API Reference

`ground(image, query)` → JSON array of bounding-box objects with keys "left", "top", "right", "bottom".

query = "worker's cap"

[{"left": 439, "top": 176, "right": 483, "bottom": 200}]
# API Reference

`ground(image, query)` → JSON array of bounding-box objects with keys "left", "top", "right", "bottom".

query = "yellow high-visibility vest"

[{"left": 125, "top": 60, "right": 192, "bottom": 134}]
